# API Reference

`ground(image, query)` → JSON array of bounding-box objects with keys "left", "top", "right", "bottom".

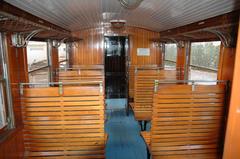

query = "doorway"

[{"left": 104, "top": 36, "right": 128, "bottom": 99}]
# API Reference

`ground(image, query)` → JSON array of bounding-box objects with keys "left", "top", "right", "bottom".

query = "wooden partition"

[
  {"left": 56, "top": 66, "right": 104, "bottom": 83},
  {"left": 21, "top": 83, "right": 106, "bottom": 158},
  {"left": 133, "top": 67, "right": 180, "bottom": 121},
  {"left": 58, "top": 69, "right": 104, "bottom": 82},
  {"left": 128, "top": 65, "right": 158, "bottom": 100},
  {"left": 142, "top": 84, "right": 227, "bottom": 159}
]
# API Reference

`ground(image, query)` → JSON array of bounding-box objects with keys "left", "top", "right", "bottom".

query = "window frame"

[{"left": 0, "top": 33, "right": 15, "bottom": 134}]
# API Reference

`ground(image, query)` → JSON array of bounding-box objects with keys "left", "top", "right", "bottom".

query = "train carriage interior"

[{"left": 0, "top": 0, "right": 240, "bottom": 158}]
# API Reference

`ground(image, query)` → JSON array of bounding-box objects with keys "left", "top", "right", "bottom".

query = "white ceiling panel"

[{"left": 4, "top": 0, "right": 240, "bottom": 32}]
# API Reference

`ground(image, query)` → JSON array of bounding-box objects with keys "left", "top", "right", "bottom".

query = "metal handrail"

[
  {"left": 154, "top": 79, "right": 228, "bottom": 92},
  {"left": 155, "top": 80, "right": 227, "bottom": 84},
  {"left": 19, "top": 81, "right": 104, "bottom": 95},
  {"left": 19, "top": 81, "right": 103, "bottom": 86}
]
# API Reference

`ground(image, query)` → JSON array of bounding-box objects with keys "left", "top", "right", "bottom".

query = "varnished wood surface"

[
  {"left": 223, "top": 18, "right": 240, "bottom": 159},
  {"left": 21, "top": 85, "right": 106, "bottom": 158},
  {"left": 146, "top": 84, "right": 227, "bottom": 159},
  {"left": 133, "top": 68, "right": 180, "bottom": 121},
  {"left": 57, "top": 69, "right": 104, "bottom": 83},
  {"left": 71, "top": 27, "right": 161, "bottom": 66},
  {"left": 218, "top": 44, "right": 236, "bottom": 82},
  {"left": 0, "top": 128, "right": 24, "bottom": 159},
  {"left": 0, "top": 34, "right": 28, "bottom": 159}
]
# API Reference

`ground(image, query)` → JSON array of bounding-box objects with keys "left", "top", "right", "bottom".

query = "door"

[{"left": 104, "top": 36, "right": 128, "bottom": 99}]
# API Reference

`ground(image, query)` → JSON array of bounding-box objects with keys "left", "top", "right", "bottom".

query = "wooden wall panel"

[
  {"left": 71, "top": 27, "right": 161, "bottom": 66},
  {"left": 51, "top": 47, "right": 59, "bottom": 70},
  {"left": 0, "top": 34, "right": 28, "bottom": 159},
  {"left": 223, "top": 19, "right": 240, "bottom": 159},
  {"left": 71, "top": 28, "right": 104, "bottom": 65},
  {"left": 218, "top": 45, "right": 236, "bottom": 82},
  {"left": 0, "top": 129, "right": 24, "bottom": 159}
]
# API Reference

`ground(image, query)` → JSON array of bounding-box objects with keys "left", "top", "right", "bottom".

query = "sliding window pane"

[
  {"left": 27, "top": 41, "right": 48, "bottom": 72},
  {"left": 164, "top": 44, "right": 177, "bottom": 67},
  {"left": 58, "top": 43, "right": 67, "bottom": 62},
  {"left": 189, "top": 41, "right": 221, "bottom": 81},
  {"left": 28, "top": 67, "right": 50, "bottom": 83},
  {"left": 0, "top": 83, "right": 7, "bottom": 129}
]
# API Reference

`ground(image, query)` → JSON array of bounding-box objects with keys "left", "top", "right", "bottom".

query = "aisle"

[{"left": 105, "top": 99, "right": 147, "bottom": 159}]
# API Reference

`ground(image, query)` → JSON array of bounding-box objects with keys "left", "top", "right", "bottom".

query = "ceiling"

[{"left": 4, "top": 0, "right": 240, "bottom": 32}]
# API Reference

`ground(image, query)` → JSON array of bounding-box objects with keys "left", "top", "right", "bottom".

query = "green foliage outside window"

[{"left": 190, "top": 42, "right": 221, "bottom": 71}]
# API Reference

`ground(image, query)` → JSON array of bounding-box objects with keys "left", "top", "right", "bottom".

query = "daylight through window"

[
  {"left": 189, "top": 41, "right": 221, "bottom": 81},
  {"left": 27, "top": 41, "right": 49, "bottom": 83},
  {"left": 164, "top": 44, "right": 177, "bottom": 67}
]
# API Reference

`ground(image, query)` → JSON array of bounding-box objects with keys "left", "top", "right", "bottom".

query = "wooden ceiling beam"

[{"left": 160, "top": 10, "right": 239, "bottom": 37}]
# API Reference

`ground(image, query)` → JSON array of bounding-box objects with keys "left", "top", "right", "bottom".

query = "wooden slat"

[
  {"left": 147, "top": 84, "right": 226, "bottom": 159},
  {"left": 21, "top": 85, "right": 106, "bottom": 158},
  {"left": 133, "top": 68, "right": 181, "bottom": 121}
]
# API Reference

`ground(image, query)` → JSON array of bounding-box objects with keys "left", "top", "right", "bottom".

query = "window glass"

[
  {"left": 0, "top": 35, "right": 7, "bottom": 129},
  {"left": 58, "top": 43, "right": 67, "bottom": 62},
  {"left": 189, "top": 41, "right": 221, "bottom": 81},
  {"left": 27, "top": 41, "right": 48, "bottom": 72},
  {"left": 28, "top": 68, "right": 50, "bottom": 83},
  {"left": 0, "top": 83, "right": 7, "bottom": 129},
  {"left": 164, "top": 44, "right": 177, "bottom": 67}
]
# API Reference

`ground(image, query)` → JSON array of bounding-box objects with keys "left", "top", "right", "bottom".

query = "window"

[
  {"left": 164, "top": 44, "right": 177, "bottom": 67},
  {"left": 189, "top": 41, "right": 221, "bottom": 81},
  {"left": 0, "top": 33, "right": 10, "bottom": 131},
  {"left": 27, "top": 41, "right": 49, "bottom": 83},
  {"left": 0, "top": 82, "right": 7, "bottom": 129},
  {"left": 58, "top": 43, "right": 67, "bottom": 62}
]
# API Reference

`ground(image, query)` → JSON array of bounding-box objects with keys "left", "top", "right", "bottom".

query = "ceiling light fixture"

[
  {"left": 119, "top": 0, "right": 143, "bottom": 9},
  {"left": 110, "top": 20, "right": 126, "bottom": 29}
]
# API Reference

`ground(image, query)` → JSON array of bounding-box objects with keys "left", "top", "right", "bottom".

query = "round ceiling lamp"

[{"left": 119, "top": 0, "right": 143, "bottom": 9}]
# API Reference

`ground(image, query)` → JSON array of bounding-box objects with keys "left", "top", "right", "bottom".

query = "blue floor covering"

[{"left": 105, "top": 99, "right": 148, "bottom": 159}]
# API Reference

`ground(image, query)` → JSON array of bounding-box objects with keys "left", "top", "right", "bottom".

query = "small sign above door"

[{"left": 137, "top": 48, "right": 150, "bottom": 56}]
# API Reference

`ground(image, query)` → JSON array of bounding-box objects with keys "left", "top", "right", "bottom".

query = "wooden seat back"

[
  {"left": 58, "top": 69, "right": 104, "bottom": 83},
  {"left": 133, "top": 68, "right": 179, "bottom": 121},
  {"left": 128, "top": 65, "right": 158, "bottom": 100},
  {"left": 21, "top": 84, "right": 106, "bottom": 158},
  {"left": 150, "top": 84, "right": 226, "bottom": 159}
]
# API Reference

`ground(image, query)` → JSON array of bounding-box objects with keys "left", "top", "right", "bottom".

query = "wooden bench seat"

[
  {"left": 142, "top": 84, "right": 227, "bottom": 159},
  {"left": 133, "top": 68, "right": 180, "bottom": 122},
  {"left": 21, "top": 83, "right": 106, "bottom": 158}
]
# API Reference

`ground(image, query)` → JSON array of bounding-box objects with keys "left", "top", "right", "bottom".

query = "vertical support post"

[
  {"left": 154, "top": 80, "right": 159, "bottom": 92},
  {"left": 19, "top": 83, "right": 23, "bottom": 96},
  {"left": 47, "top": 40, "right": 53, "bottom": 83},
  {"left": 223, "top": 18, "right": 240, "bottom": 159},
  {"left": 161, "top": 43, "right": 165, "bottom": 67},
  {"left": 59, "top": 82, "right": 63, "bottom": 95},
  {"left": 176, "top": 41, "right": 189, "bottom": 80},
  {"left": 99, "top": 82, "right": 103, "bottom": 93},
  {"left": 184, "top": 41, "right": 191, "bottom": 80}
]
